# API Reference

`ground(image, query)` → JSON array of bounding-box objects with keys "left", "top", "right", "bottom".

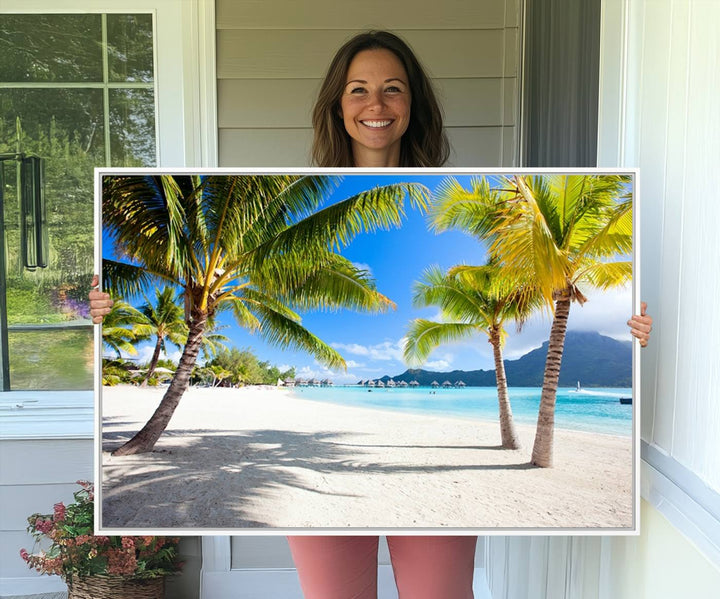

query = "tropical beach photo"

[{"left": 98, "top": 170, "right": 636, "bottom": 532}]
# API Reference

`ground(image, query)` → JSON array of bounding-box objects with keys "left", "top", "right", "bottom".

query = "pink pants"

[{"left": 287, "top": 536, "right": 477, "bottom": 599}]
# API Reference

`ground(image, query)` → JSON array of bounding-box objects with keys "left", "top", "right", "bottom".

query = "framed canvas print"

[{"left": 95, "top": 167, "right": 639, "bottom": 535}]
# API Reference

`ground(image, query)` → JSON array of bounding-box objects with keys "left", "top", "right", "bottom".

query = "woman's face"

[{"left": 339, "top": 48, "right": 411, "bottom": 167}]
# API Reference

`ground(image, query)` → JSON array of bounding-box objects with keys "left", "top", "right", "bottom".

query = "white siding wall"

[
  {"left": 485, "top": 0, "right": 720, "bottom": 597},
  {"left": 603, "top": 0, "right": 720, "bottom": 492},
  {"left": 0, "top": 438, "right": 93, "bottom": 597},
  {"left": 216, "top": 0, "right": 522, "bottom": 167}
]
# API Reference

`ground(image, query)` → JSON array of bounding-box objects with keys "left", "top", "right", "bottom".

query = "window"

[{"left": 0, "top": 13, "right": 157, "bottom": 390}]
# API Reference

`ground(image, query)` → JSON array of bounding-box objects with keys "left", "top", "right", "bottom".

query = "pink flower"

[
  {"left": 107, "top": 548, "right": 137, "bottom": 576},
  {"left": 19, "top": 548, "right": 29, "bottom": 562},
  {"left": 53, "top": 502, "right": 66, "bottom": 522},
  {"left": 121, "top": 537, "right": 135, "bottom": 550},
  {"left": 34, "top": 518, "right": 54, "bottom": 534},
  {"left": 74, "top": 535, "right": 92, "bottom": 546}
]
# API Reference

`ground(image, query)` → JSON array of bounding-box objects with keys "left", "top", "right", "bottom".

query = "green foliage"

[
  {"left": 207, "top": 347, "right": 295, "bottom": 386},
  {"left": 101, "top": 359, "right": 137, "bottom": 387}
]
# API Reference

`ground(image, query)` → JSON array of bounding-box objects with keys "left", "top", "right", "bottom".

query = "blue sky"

[{"left": 103, "top": 173, "right": 633, "bottom": 383}]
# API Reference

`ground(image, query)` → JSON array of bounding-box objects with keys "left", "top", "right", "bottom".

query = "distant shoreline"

[{"left": 288, "top": 385, "right": 633, "bottom": 438}]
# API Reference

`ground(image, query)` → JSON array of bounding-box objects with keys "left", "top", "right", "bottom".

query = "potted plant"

[{"left": 20, "top": 481, "right": 182, "bottom": 598}]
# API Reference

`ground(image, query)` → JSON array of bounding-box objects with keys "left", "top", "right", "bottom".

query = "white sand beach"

[{"left": 101, "top": 385, "right": 633, "bottom": 531}]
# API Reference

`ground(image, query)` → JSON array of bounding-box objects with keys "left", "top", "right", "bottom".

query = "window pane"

[
  {"left": 110, "top": 89, "right": 156, "bottom": 166},
  {"left": 0, "top": 14, "right": 103, "bottom": 82},
  {"left": 0, "top": 88, "right": 106, "bottom": 167},
  {"left": 8, "top": 329, "right": 94, "bottom": 390},
  {"left": 107, "top": 14, "right": 154, "bottom": 83},
  {"left": 0, "top": 12, "right": 157, "bottom": 391},
  {"left": 1, "top": 88, "right": 102, "bottom": 285}
]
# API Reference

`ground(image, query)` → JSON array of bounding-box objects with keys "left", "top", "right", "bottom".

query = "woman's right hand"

[{"left": 89, "top": 274, "right": 113, "bottom": 324}]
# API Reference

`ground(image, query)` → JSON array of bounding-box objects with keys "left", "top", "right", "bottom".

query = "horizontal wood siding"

[
  {"left": 0, "top": 439, "right": 93, "bottom": 581},
  {"left": 216, "top": 0, "right": 521, "bottom": 167},
  {"left": 216, "top": 0, "right": 515, "bottom": 30}
]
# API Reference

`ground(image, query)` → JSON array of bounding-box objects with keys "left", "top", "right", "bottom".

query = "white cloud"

[
  {"left": 425, "top": 359, "right": 452, "bottom": 370},
  {"left": 332, "top": 342, "right": 370, "bottom": 356},
  {"left": 332, "top": 340, "right": 405, "bottom": 362},
  {"left": 352, "top": 262, "right": 374, "bottom": 276}
]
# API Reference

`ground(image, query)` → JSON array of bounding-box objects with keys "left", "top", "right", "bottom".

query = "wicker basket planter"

[{"left": 67, "top": 575, "right": 165, "bottom": 599}]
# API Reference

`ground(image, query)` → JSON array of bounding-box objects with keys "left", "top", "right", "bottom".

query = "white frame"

[{"left": 95, "top": 165, "right": 641, "bottom": 537}]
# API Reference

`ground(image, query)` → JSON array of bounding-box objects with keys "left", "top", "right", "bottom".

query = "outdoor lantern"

[{"left": 20, "top": 156, "right": 48, "bottom": 270}]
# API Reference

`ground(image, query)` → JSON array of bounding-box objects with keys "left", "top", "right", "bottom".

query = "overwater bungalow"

[
  {"left": 295, "top": 378, "right": 308, "bottom": 387},
  {"left": 442, "top": 380, "right": 452, "bottom": 388},
  {"left": 431, "top": 380, "right": 440, "bottom": 388},
  {"left": 386, "top": 379, "right": 396, "bottom": 388},
  {"left": 455, "top": 380, "right": 466, "bottom": 387},
  {"left": 398, "top": 380, "right": 409, "bottom": 387},
  {"left": 367, "top": 380, "right": 376, "bottom": 387},
  {"left": 409, "top": 380, "right": 420, "bottom": 387},
  {"left": 283, "top": 378, "right": 295, "bottom": 387},
  {"left": 309, "top": 378, "right": 321, "bottom": 387},
  {"left": 376, "top": 380, "right": 385, "bottom": 388}
]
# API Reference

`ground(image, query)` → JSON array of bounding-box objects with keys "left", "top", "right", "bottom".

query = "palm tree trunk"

[
  {"left": 112, "top": 310, "right": 208, "bottom": 456},
  {"left": 490, "top": 326, "right": 521, "bottom": 449},
  {"left": 530, "top": 289, "right": 572, "bottom": 467},
  {"left": 140, "top": 335, "right": 163, "bottom": 387}
]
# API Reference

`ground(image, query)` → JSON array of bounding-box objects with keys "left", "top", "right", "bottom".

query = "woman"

[{"left": 91, "top": 30, "right": 653, "bottom": 599}]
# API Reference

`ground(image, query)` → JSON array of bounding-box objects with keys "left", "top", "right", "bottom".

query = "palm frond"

[
  {"left": 246, "top": 182, "right": 430, "bottom": 264},
  {"left": 254, "top": 303, "right": 346, "bottom": 370},
  {"left": 576, "top": 260, "right": 632, "bottom": 289},
  {"left": 403, "top": 320, "right": 480, "bottom": 366}
]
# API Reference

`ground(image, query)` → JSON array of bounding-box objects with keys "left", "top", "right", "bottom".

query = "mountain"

[{"left": 373, "top": 331, "right": 631, "bottom": 388}]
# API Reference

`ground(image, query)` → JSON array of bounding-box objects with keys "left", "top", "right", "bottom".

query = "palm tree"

[
  {"left": 137, "top": 286, "right": 188, "bottom": 386},
  {"left": 101, "top": 298, "right": 148, "bottom": 359},
  {"left": 434, "top": 174, "right": 632, "bottom": 467},
  {"left": 197, "top": 318, "right": 230, "bottom": 363},
  {"left": 103, "top": 174, "right": 428, "bottom": 455},
  {"left": 403, "top": 263, "right": 539, "bottom": 449}
]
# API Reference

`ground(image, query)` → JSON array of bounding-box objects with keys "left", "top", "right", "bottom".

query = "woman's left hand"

[{"left": 628, "top": 301, "right": 652, "bottom": 348}]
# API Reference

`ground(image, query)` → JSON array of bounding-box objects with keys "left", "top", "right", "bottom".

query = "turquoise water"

[{"left": 292, "top": 386, "right": 633, "bottom": 437}]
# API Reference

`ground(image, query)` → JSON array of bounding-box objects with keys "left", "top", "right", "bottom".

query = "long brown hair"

[{"left": 311, "top": 31, "right": 449, "bottom": 167}]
